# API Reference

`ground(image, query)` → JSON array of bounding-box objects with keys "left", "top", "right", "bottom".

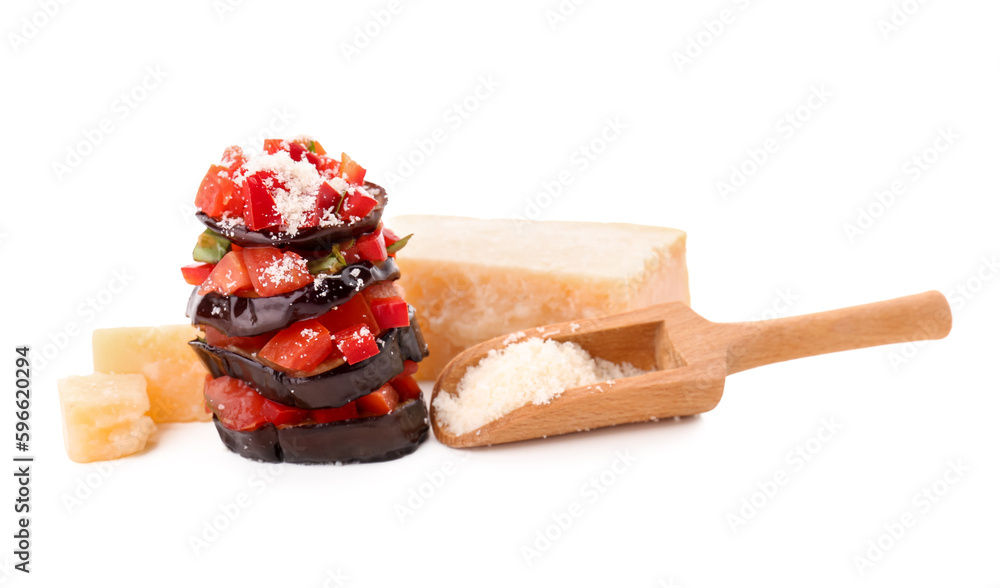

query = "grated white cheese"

[
  {"left": 501, "top": 331, "right": 526, "bottom": 345},
  {"left": 240, "top": 151, "right": 323, "bottom": 235},
  {"left": 328, "top": 177, "right": 349, "bottom": 195},
  {"left": 319, "top": 209, "right": 345, "bottom": 228},
  {"left": 218, "top": 214, "right": 244, "bottom": 230},
  {"left": 433, "top": 337, "right": 646, "bottom": 436},
  {"left": 259, "top": 254, "right": 309, "bottom": 288}
]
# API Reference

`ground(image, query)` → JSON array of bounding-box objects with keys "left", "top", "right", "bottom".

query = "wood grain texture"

[{"left": 431, "top": 291, "right": 952, "bottom": 448}]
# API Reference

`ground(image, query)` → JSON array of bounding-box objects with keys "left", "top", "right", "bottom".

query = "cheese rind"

[
  {"left": 58, "top": 373, "right": 157, "bottom": 463},
  {"left": 388, "top": 216, "right": 690, "bottom": 379},
  {"left": 93, "top": 325, "right": 211, "bottom": 423}
]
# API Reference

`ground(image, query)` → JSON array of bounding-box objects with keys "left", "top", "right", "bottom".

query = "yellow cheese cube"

[
  {"left": 58, "top": 374, "right": 157, "bottom": 463},
  {"left": 388, "top": 216, "right": 690, "bottom": 379},
  {"left": 93, "top": 325, "right": 210, "bottom": 423}
]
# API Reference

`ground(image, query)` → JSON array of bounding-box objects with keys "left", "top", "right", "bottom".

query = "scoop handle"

[{"left": 722, "top": 291, "right": 952, "bottom": 375}]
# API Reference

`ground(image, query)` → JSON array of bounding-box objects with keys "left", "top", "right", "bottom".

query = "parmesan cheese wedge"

[
  {"left": 388, "top": 215, "right": 690, "bottom": 379},
  {"left": 58, "top": 373, "right": 157, "bottom": 463},
  {"left": 93, "top": 325, "right": 210, "bottom": 423}
]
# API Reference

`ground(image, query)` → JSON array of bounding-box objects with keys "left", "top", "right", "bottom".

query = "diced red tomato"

[
  {"left": 340, "top": 242, "right": 363, "bottom": 265},
  {"left": 243, "top": 246, "right": 312, "bottom": 296},
  {"left": 340, "top": 152, "right": 367, "bottom": 184},
  {"left": 355, "top": 229, "right": 387, "bottom": 262},
  {"left": 220, "top": 145, "right": 245, "bottom": 173},
  {"left": 204, "top": 376, "right": 268, "bottom": 431},
  {"left": 332, "top": 324, "right": 379, "bottom": 365},
  {"left": 258, "top": 320, "right": 333, "bottom": 372},
  {"left": 314, "top": 155, "right": 340, "bottom": 177},
  {"left": 383, "top": 227, "right": 401, "bottom": 249},
  {"left": 260, "top": 400, "right": 309, "bottom": 428},
  {"left": 198, "top": 250, "right": 253, "bottom": 296},
  {"left": 195, "top": 165, "right": 243, "bottom": 218},
  {"left": 316, "top": 294, "right": 380, "bottom": 337},
  {"left": 181, "top": 263, "right": 215, "bottom": 286},
  {"left": 389, "top": 374, "right": 421, "bottom": 402},
  {"left": 369, "top": 296, "right": 409, "bottom": 330},
  {"left": 204, "top": 376, "right": 360, "bottom": 431},
  {"left": 400, "top": 359, "right": 419, "bottom": 378},
  {"left": 300, "top": 207, "right": 320, "bottom": 230},
  {"left": 311, "top": 402, "right": 359, "bottom": 424},
  {"left": 364, "top": 281, "right": 406, "bottom": 300},
  {"left": 305, "top": 151, "right": 320, "bottom": 166},
  {"left": 299, "top": 182, "right": 332, "bottom": 228},
  {"left": 356, "top": 383, "right": 398, "bottom": 417},
  {"left": 203, "top": 325, "right": 276, "bottom": 353},
  {"left": 288, "top": 141, "right": 307, "bottom": 162},
  {"left": 337, "top": 188, "right": 378, "bottom": 221},
  {"left": 244, "top": 172, "right": 283, "bottom": 231},
  {"left": 231, "top": 243, "right": 243, "bottom": 253},
  {"left": 316, "top": 181, "right": 343, "bottom": 215},
  {"left": 263, "top": 139, "right": 287, "bottom": 154}
]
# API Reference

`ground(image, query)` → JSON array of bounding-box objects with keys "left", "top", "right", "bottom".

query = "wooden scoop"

[{"left": 430, "top": 291, "right": 952, "bottom": 448}]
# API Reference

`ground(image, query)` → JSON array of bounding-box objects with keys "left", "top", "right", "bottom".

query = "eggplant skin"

[
  {"left": 197, "top": 182, "right": 387, "bottom": 251},
  {"left": 190, "top": 310, "right": 429, "bottom": 409},
  {"left": 187, "top": 257, "right": 400, "bottom": 337},
  {"left": 212, "top": 399, "right": 429, "bottom": 464}
]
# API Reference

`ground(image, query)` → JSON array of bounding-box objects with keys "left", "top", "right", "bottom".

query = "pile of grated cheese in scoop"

[{"left": 433, "top": 337, "right": 646, "bottom": 436}]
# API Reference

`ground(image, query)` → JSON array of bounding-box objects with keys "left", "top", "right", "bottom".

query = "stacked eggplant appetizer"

[{"left": 181, "top": 137, "right": 429, "bottom": 463}]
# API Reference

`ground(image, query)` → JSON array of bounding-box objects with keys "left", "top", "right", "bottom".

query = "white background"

[{"left": 2, "top": 0, "right": 998, "bottom": 585}]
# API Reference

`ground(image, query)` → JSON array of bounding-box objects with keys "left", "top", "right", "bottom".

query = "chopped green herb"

[
  {"left": 308, "top": 246, "right": 348, "bottom": 275},
  {"left": 333, "top": 191, "right": 346, "bottom": 216},
  {"left": 386, "top": 233, "right": 412, "bottom": 255},
  {"left": 192, "top": 229, "right": 231, "bottom": 264},
  {"left": 308, "top": 140, "right": 316, "bottom": 153}
]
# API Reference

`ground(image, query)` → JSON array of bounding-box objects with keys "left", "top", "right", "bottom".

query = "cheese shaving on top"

[
  {"left": 433, "top": 338, "right": 646, "bottom": 436},
  {"left": 259, "top": 254, "right": 309, "bottom": 288},
  {"left": 239, "top": 151, "right": 323, "bottom": 235}
]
